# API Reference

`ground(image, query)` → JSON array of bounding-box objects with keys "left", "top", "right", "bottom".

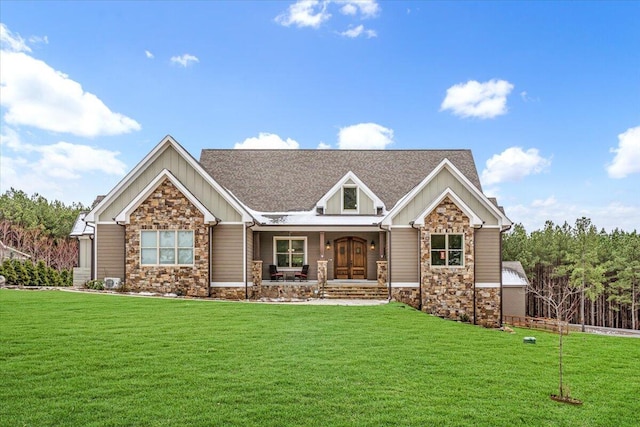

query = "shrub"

[{"left": 85, "top": 280, "right": 104, "bottom": 290}]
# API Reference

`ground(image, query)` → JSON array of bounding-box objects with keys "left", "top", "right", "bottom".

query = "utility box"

[{"left": 523, "top": 337, "right": 536, "bottom": 344}]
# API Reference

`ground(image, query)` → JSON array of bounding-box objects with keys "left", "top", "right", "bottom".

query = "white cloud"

[
  {"left": 0, "top": 50, "right": 141, "bottom": 137},
  {"left": 481, "top": 147, "right": 551, "bottom": 186},
  {"left": 531, "top": 196, "right": 557, "bottom": 208},
  {"left": 1, "top": 128, "right": 127, "bottom": 179},
  {"left": 337, "top": 122, "right": 393, "bottom": 149},
  {"left": 339, "top": 24, "right": 377, "bottom": 38},
  {"left": 234, "top": 132, "right": 300, "bottom": 149},
  {"left": 145, "top": 50, "right": 154, "bottom": 59},
  {"left": 337, "top": 1, "right": 379, "bottom": 17},
  {"left": 440, "top": 79, "right": 514, "bottom": 119},
  {"left": 276, "top": 1, "right": 379, "bottom": 32},
  {"left": 340, "top": 3, "right": 357, "bottom": 15},
  {"left": 275, "top": 0, "right": 331, "bottom": 28},
  {"left": 28, "top": 35, "right": 48, "bottom": 46},
  {"left": 317, "top": 142, "right": 332, "bottom": 149},
  {"left": 170, "top": 54, "right": 199, "bottom": 67},
  {"left": 0, "top": 23, "right": 31, "bottom": 52},
  {"left": 607, "top": 126, "right": 640, "bottom": 179}
]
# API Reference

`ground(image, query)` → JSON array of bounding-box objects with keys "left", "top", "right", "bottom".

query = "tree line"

[
  {"left": 0, "top": 189, "right": 87, "bottom": 273},
  {"left": 503, "top": 218, "right": 639, "bottom": 330}
]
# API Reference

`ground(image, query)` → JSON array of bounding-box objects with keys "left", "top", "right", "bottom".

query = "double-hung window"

[
  {"left": 274, "top": 237, "right": 306, "bottom": 268},
  {"left": 141, "top": 230, "right": 194, "bottom": 265},
  {"left": 430, "top": 234, "right": 463, "bottom": 266}
]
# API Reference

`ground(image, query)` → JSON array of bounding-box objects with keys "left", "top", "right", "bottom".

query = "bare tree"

[{"left": 527, "top": 276, "right": 582, "bottom": 401}]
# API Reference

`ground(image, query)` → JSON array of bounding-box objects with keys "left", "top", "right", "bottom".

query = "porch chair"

[
  {"left": 269, "top": 264, "right": 284, "bottom": 281},
  {"left": 294, "top": 264, "right": 309, "bottom": 282}
]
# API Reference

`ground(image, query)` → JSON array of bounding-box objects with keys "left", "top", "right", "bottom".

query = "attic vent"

[
  {"left": 376, "top": 207, "right": 383, "bottom": 216},
  {"left": 316, "top": 206, "right": 324, "bottom": 215}
]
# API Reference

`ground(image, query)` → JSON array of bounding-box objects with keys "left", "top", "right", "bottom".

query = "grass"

[{"left": 1, "top": 290, "right": 639, "bottom": 426}]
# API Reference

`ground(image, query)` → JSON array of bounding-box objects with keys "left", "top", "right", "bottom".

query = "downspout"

[
  {"left": 244, "top": 220, "right": 256, "bottom": 300},
  {"left": 208, "top": 218, "right": 219, "bottom": 297},
  {"left": 410, "top": 221, "right": 422, "bottom": 310}
]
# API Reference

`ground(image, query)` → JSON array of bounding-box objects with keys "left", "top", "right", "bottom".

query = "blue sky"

[{"left": 1, "top": 1, "right": 639, "bottom": 232}]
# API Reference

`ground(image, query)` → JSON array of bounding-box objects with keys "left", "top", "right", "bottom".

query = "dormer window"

[{"left": 342, "top": 186, "right": 358, "bottom": 213}]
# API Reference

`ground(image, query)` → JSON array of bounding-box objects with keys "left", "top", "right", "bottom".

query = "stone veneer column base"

[{"left": 475, "top": 287, "right": 501, "bottom": 327}]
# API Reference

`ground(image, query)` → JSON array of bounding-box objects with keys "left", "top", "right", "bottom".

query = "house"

[{"left": 74, "top": 135, "right": 512, "bottom": 327}]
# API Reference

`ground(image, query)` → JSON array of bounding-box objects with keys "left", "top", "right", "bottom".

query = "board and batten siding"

[
  {"left": 326, "top": 180, "right": 375, "bottom": 215},
  {"left": 390, "top": 228, "right": 419, "bottom": 283},
  {"left": 394, "top": 168, "right": 498, "bottom": 226},
  {"left": 474, "top": 228, "right": 501, "bottom": 283},
  {"left": 96, "top": 224, "right": 125, "bottom": 280},
  {"left": 246, "top": 229, "right": 254, "bottom": 281},
  {"left": 99, "top": 145, "right": 242, "bottom": 223},
  {"left": 211, "top": 224, "right": 244, "bottom": 283}
]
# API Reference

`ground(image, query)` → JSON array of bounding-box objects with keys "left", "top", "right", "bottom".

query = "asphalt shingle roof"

[{"left": 199, "top": 149, "right": 481, "bottom": 213}]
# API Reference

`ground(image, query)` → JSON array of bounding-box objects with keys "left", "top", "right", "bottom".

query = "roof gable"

[
  {"left": 86, "top": 136, "right": 251, "bottom": 223},
  {"left": 382, "top": 158, "right": 511, "bottom": 228},
  {"left": 316, "top": 171, "right": 385, "bottom": 213},
  {"left": 114, "top": 169, "right": 217, "bottom": 224},
  {"left": 411, "top": 188, "right": 483, "bottom": 227}
]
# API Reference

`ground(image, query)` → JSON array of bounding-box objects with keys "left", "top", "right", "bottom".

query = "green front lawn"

[{"left": 1, "top": 290, "right": 638, "bottom": 426}]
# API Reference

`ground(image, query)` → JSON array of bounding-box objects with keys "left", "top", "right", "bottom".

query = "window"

[
  {"left": 141, "top": 230, "right": 194, "bottom": 265},
  {"left": 343, "top": 186, "right": 358, "bottom": 211},
  {"left": 274, "top": 237, "right": 306, "bottom": 268},
  {"left": 430, "top": 234, "right": 463, "bottom": 266}
]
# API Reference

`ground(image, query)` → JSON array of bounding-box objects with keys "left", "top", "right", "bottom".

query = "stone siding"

[
  {"left": 125, "top": 178, "right": 209, "bottom": 297},
  {"left": 260, "top": 284, "right": 317, "bottom": 299},
  {"left": 421, "top": 197, "right": 475, "bottom": 322},
  {"left": 476, "top": 287, "right": 501, "bottom": 327},
  {"left": 210, "top": 287, "right": 247, "bottom": 300},
  {"left": 391, "top": 287, "right": 420, "bottom": 309}
]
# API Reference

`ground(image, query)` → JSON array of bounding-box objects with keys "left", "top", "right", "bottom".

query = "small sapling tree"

[{"left": 527, "top": 275, "right": 582, "bottom": 403}]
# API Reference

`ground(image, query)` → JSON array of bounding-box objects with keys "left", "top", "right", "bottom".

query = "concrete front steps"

[{"left": 320, "top": 284, "right": 389, "bottom": 299}]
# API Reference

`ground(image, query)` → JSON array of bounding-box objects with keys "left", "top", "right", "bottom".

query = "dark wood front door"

[{"left": 334, "top": 237, "right": 367, "bottom": 279}]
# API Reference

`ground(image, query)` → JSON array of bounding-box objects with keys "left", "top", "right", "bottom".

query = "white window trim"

[
  {"left": 273, "top": 236, "right": 308, "bottom": 270},
  {"left": 430, "top": 233, "right": 464, "bottom": 268},
  {"left": 140, "top": 230, "right": 195, "bottom": 266},
  {"left": 341, "top": 185, "right": 359, "bottom": 214}
]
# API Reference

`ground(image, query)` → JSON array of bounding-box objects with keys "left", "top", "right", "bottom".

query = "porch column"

[
  {"left": 317, "top": 259, "right": 328, "bottom": 291},
  {"left": 377, "top": 260, "right": 388, "bottom": 286},
  {"left": 252, "top": 260, "right": 263, "bottom": 299}
]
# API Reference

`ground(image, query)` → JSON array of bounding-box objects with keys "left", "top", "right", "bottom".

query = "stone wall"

[
  {"left": 475, "top": 287, "right": 501, "bottom": 327},
  {"left": 210, "top": 287, "right": 247, "bottom": 300},
  {"left": 391, "top": 287, "right": 420, "bottom": 309},
  {"left": 125, "top": 178, "right": 209, "bottom": 297},
  {"left": 420, "top": 196, "right": 475, "bottom": 322},
  {"left": 260, "top": 284, "right": 318, "bottom": 299}
]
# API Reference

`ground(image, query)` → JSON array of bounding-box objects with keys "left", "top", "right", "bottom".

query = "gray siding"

[
  {"left": 503, "top": 286, "right": 526, "bottom": 317},
  {"left": 96, "top": 224, "right": 125, "bottom": 280},
  {"left": 100, "top": 145, "right": 242, "bottom": 222},
  {"left": 394, "top": 168, "right": 498, "bottom": 226},
  {"left": 326, "top": 187, "right": 375, "bottom": 215},
  {"left": 475, "top": 228, "right": 501, "bottom": 283},
  {"left": 390, "top": 228, "right": 419, "bottom": 283},
  {"left": 211, "top": 224, "right": 244, "bottom": 282},
  {"left": 246, "top": 229, "right": 254, "bottom": 280}
]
